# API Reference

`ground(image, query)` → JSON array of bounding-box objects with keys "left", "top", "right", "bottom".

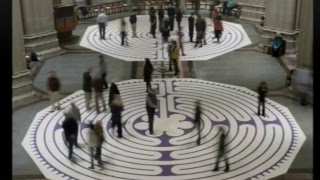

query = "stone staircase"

[{"left": 239, "top": 3, "right": 265, "bottom": 24}]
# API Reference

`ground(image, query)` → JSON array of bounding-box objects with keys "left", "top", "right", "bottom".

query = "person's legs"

[
  {"left": 84, "top": 92, "right": 91, "bottom": 111},
  {"left": 203, "top": 32, "right": 206, "bottom": 45},
  {"left": 169, "top": 58, "right": 173, "bottom": 71},
  {"left": 89, "top": 147, "right": 95, "bottom": 169},
  {"left": 121, "top": 32, "right": 125, "bottom": 45},
  {"left": 224, "top": 154, "right": 230, "bottom": 171},
  {"left": 262, "top": 101, "right": 265, "bottom": 116},
  {"left": 257, "top": 101, "right": 261, "bottom": 115},
  {"left": 98, "top": 23, "right": 103, "bottom": 39},
  {"left": 189, "top": 30, "right": 193, "bottom": 42},
  {"left": 173, "top": 60, "right": 179, "bottom": 76},
  {"left": 68, "top": 137, "right": 74, "bottom": 160},
  {"left": 48, "top": 91, "right": 56, "bottom": 111},
  {"left": 196, "top": 122, "right": 201, "bottom": 145},
  {"left": 102, "top": 73, "right": 108, "bottom": 89},
  {"left": 95, "top": 93, "right": 100, "bottom": 113},
  {"left": 213, "top": 153, "right": 222, "bottom": 171},
  {"left": 117, "top": 121, "right": 122, "bottom": 138},
  {"left": 96, "top": 147, "right": 103, "bottom": 165},
  {"left": 100, "top": 93, "right": 107, "bottom": 110},
  {"left": 102, "top": 24, "right": 106, "bottom": 39}
]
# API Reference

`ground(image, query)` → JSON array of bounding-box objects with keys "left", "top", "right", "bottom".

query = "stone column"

[
  {"left": 20, "top": 0, "right": 61, "bottom": 58},
  {"left": 259, "top": 0, "right": 299, "bottom": 54},
  {"left": 12, "top": 0, "right": 38, "bottom": 109},
  {"left": 238, "top": 0, "right": 266, "bottom": 23},
  {"left": 297, "top": 0, "right": 313, "bottom": 68}
]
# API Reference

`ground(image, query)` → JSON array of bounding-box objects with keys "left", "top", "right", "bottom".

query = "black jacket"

[
  {"left": 194, "top": 105, "right": 201, "bottom": 124},
  {"left": 83, "top": 72, "right": 92, "bottom": 92},
  {"left": 143, "top": 61, "right": 154, "bottom": 82},
  {"left": 62, "top": 117, "right": 78, "bottom": 139},
  {"left": 258, "top": 86, "right": 268, "bottom": 102},
  {"left": 201, "top": 19, "right": 207, "bottom": 31},
  {"left": 167, "top": 7, "right": 175, "bottom": 17},
  {"left": 158, "top": 9, "right": 164, "bottom": 19},
  {"left": 130, "top": 14, "right": 137, "bottom": 24}
]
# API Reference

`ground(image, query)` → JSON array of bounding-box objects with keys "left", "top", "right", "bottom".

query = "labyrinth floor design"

[
  {"left": 22, "top": 79, "right": 305, "bottom": 180},
  {"left": 79, "top": 16, "right": 252, "bottom": 61}
]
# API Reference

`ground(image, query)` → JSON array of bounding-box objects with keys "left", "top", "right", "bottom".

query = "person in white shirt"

[{"left": 96, "top": 12, "right": 108, "bottom": 39}]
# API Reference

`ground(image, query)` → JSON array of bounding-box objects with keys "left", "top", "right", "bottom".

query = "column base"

[
  {"left": 239, "top": 3, "right": 265, "bottom": 24},
  {"left": 24, "top": 30, "right": 62, "bottom": 59},
  {"left": 12, "top": 70, "right": 42, "bottom": 110},
  {"left": 259, "top": 27, "right": 299, "bottom": 55}
]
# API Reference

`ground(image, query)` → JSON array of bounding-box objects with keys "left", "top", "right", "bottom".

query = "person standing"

[
  {"left": 47, "top": 71, "right": 61, "bottom": 112},
  {"left": 167, "top": 4, "right": 176, "bottom": 31},
  {"left": 108, "top": 82, "right": 120, "bottom": 106},
  {"left": 257, "top": 81, "right": 268, "bottom": 116},
  {"left": 146, "top": 89, "right": 157, "bottom": 135},
  {"left": 98, "top": 55, "right": 108, "bottom": 89},
  {"left": 62, "top": 117, "right": 78, "bottom": 160},
  {"left": 158, "top": 6, "right": 164, "bottom": 32},
  {"left": 213, "top": 127, "right": 230, "bottom": 172},
  {"left": 120, "top": 18, "right": 127, "bottom": 46},
  {"left": 143, "top": 58, "right": 154, "bottom": 92},
  {"left": 162, "top": 18, "right": 171, "bottom": 43},
  {"left": 167, "top": 40, "right": 174, "bottom": 71},
  {"left": 93, "top": 75, "right": 106, "bottom": 114},
  {"left": 188, "top": 13, "right": 195, "bottom": 42},
  {"left": 94, "top": 121, "right": 104, "bottom": 167},
  {"left": 213, "top": 15, "right": 223, "bottom": 43},
  {"left": 177, "top": 27, "right": 186, "bottom": 56},
  {"left": 170, "top": 40, "right": 180, "bottom": 77},
  {"left": 111, "top": 95, "right": 124, "bottom": 138},
  {"left": 176, "top": 8, "right": 183, "bottom": 29},
  {"left": 194, "top": 16, "right": 204, "bottom": 48},
  {"left": 201, "top": 18, "right": 207, "bottom": 45},
  {"left": 87, "top": 122, "right": 100, "bottom": 169},
  {"left": 150, "top": 14, "right": 157, "bottom": 38},
  {"left": 194, "top": 101, "right": 202, "bottom": 145},
  {"left": 96, "top": 12, "right": 108, "bottom": 39},
  {"left": 83, "top": 67, "right": 93, "bottom": 111},
  {"left": 129, "top": 12, "right": 137, "bottom": 38}
]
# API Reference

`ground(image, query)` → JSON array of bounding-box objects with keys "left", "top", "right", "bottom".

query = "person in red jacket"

[
  {"left": 47, "top": 71, "right": 61, "bottom": 112},
  {"left": 213, "top": 15, "right": 224, "bottom": 43}
]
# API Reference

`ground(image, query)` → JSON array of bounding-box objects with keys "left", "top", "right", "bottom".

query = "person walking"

[
  {"left": 168, "top": 39, "right": 174, "bottom": 71},
  {"left": 96, "top": 11, "right": 108, "bottom": 39},
  {"left": 213, "top": 127, "right": 230, "bottom": 172},
  {"left": 93, "top": 75, "right": 107, "bottom": 114},
  {"left": 162, "top": 18, "right": 171, "bottom": 43},
  {"left": 108, "top": 82, "right": 120, "bottom": 106},
  {"left": 167, "top": 4, "right": 176, "bottom": 31},
  {"left": 120, "top": 18, "right": 127, "bottom": 46},
  {"left": 146, "top": 89, "right": 157, "bottom": 135},
  {"left": 170, "top": 40, "right": 180, "bottom": 77},
  {"left": 201, "top": 17, "right": 207, "bottom": 45},
  {"left": 194, "top": 101, "right": 202, "bottom": 145},
  {"left": 158, "top": 6, "right": 164, "bottom": 32},
  {"left": 87, "top": 122, "right": 101, "bottom": 169},
  {"left": 150, "top": 14, "right": 157, "bottom": 38},
  {"left": 188, "top": 13, "right": 195, "bottom": 42},
  {"left": 47, "top": 71, "right": 61, "bottom": 112},
  {"left": 213, "top": 15, "right": 223, "bottom": 43},
  {"left": 62, "top": 117, "right": 79, "bottom": 160},
  {"left": 111, "top": 95, "right": 124, "bottom": 138},
  {"left": 257, "top": 81, "right": 268, "bottom": 116},
  {"left": 194, "top": 16, "right": 204, "bottom": 48},
  {"left": 83, "top": 67, "right": 93, "bottom": 111},
  {"left": 94, "top": 121, "right": 104, "bottom": 167},
  {"left": 98, "top": 55, "right": 108, "bottom": 89},
  {"left": 143, "top": 58, "right": 154, "bottom": 92},
  {"left": 176, "top": 8, "right": 183, "bottom": 29},
  {"left": 129, "top": 12, "right": 137, "bottom": 38}
]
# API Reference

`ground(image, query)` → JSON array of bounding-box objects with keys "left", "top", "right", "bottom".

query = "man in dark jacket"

[
  {"left": 213, "top": 127, "right": 230, "bottom": 172},
  {"left": 93, "top": 75, "right": 106, "bottom": 114},
  {"left": 150, "top": 14, "right": 157, "bottom": 38},
  {"left": 162, "top": 18, "right": 171, "bottom": 43},
  {"left": 195, "top": 15, "right": 204, "bottom": 48},
  {"left": 158, "top": 6, "right": 164, "bottom": 32},
  {"left": 201, "top": 18, "right": 207, "bottom": 45},
  {"left": 257, "top": 81, "right": 268, "bottom": 116},
  {"left": 129, "top": 12, "right": 137, "bottom": 37},
  {"left": 188, "top": 13, "right": 195, "bottom": 42},
  {"left": 194, "top": 101, "right": 202, "bottom": 145},
  {"left": 111, "top": 95, "right": 124, "bottom": 138},
  {"left": 167, "top": 4, "right": 176, "bottom": 31},
  {"left": 83, "top": 68, "right": 92, "bottom": 111},
  {"left": 143, "top": 58, "right": 154, "bottom": 92},
  {"left": 47, "top": 71, "right": 61, "bottom": 112},
  {"left": 176, "top": 8, "right": 183, "bottom": 29},
  {"left": 62, "top": 117, "right": 79, "bottom": 160},
  {"left": 146, "top": 89, "right": 157, "bottom": 135}
]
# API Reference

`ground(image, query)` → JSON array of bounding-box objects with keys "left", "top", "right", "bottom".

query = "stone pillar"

[
  {"left": 12, "top": 0, "right": 38, "bottom": 109},
  {"left": 20, "top": 0, "right": 61, "bottom": 58},
  {"left": 259, "top": 0, "right": 299, "bottom": 54},
  {"left": 297, "top": 0, "right": 313, "bottom": 68}
]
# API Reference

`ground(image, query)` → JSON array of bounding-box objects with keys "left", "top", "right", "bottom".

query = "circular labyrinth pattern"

[
  {"left": 22, "top": 79, "right": 306, "bottom": 180},
  {"left": 79, "top": 16, "right": 252, "bottom": 61}
]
